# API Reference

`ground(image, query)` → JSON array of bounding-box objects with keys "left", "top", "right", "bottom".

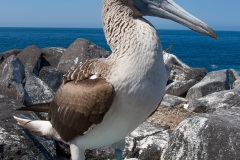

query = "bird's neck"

[{"left": 102, "top": 0, "right": 161, "bottom": 58}]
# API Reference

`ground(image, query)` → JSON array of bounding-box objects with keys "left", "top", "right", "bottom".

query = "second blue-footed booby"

[{"left": 14, "top": 0, "right": 217, "bottom": 159}]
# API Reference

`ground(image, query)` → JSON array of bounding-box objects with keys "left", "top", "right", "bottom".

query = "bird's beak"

[{"left": 134, "top": 0, "right": 218, "bottom": 39}]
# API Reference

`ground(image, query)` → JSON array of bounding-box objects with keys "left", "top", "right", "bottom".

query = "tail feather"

[
  {"left": 17, "top": 103, "right": 51, "bottom": 112},
  {"left": 13, "top": 116, "right": 55, "bottom": 137}
]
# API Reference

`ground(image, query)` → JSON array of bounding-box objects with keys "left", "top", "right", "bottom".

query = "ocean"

[{"left": 0, "top": 27, "right": 240, "bottom": 73}]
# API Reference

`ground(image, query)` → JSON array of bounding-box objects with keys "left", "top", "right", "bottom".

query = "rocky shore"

[{"left": 0, "top": 38, "right": 240, "bottom": 160}]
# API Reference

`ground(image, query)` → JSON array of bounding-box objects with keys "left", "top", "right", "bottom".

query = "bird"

[{"left": 14, "top": 0, "right": 217, "bottom": 159}]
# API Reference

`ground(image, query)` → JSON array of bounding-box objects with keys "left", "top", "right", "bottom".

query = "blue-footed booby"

[{"left": 14, "top": 0, "right": 217, "bottom": 159}]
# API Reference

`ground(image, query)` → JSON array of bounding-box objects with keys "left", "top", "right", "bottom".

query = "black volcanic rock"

[
  {"left": 162, "top": 108, "right": 240, "bottom": 160},
  {"left": 24, "top": 71, "right": 54, "bottom": 105},
  {"left": 41, "top": 47, "right": 66, "bottom": 68},
  {"left": 186, "top": 70, "right": 229, "bottom": 100},
  {"left": 38, "top": 66, "right": 63, "bottom": 92},
  {"left": 187, "top": 89, "right": 240, "bottom": 113},
  {"left": 0, "top": 49, "right": 22, "bottom": 64},
  {"left": 0, "top": 55, "right": 25, "bottom": 103},
  {"left": 163, "top": 51, "right": 190, "bottom": 69},
  {"left": 169, "top": 65, "right": 207, "bottom": 82},
  {"left": 233, "top": 78, "right": 240, "bottom": 89},
  {"left": 17, "top": 45, "right": 41, "bottom": 74},
  {"left": 166, "top": 79, "right": 197, "bottom": 97},
  {"left": 160, "top": 94, "right": 188, "bottom": 108},
  {"left": 58, "top": 38, "right": 110, "bottom": 73},
  {"left": 163, "top": 52, "right": 207, "bottom": 82},
  {"left": 0, "top": 95, "right": 56, "bottom": 160}
]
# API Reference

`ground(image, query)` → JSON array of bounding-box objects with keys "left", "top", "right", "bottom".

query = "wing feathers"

[{"left": 49, "top": 78, "right": 114, "bottom": 142}]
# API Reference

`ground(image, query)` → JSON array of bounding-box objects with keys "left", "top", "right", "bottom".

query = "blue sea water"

[{"left": 0, "top": 27, "right": 240, "bottom": 73}]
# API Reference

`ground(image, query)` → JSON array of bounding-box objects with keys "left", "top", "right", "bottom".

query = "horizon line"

[{"left": 0, "top": 26, "right": 240, "bottom": 32}]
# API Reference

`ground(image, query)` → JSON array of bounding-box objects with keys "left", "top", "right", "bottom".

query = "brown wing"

[{"left": 49, "top": 78, "right": 114, "bottom": 142}]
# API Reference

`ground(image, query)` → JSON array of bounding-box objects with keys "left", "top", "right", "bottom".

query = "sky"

[{"left": 0, "top": 0, "right": 240, "bottom": 31}]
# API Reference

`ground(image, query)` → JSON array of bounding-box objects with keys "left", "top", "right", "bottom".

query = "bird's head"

[{"left": 129, "top": 0, "right": 218, "bottom": 39}]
